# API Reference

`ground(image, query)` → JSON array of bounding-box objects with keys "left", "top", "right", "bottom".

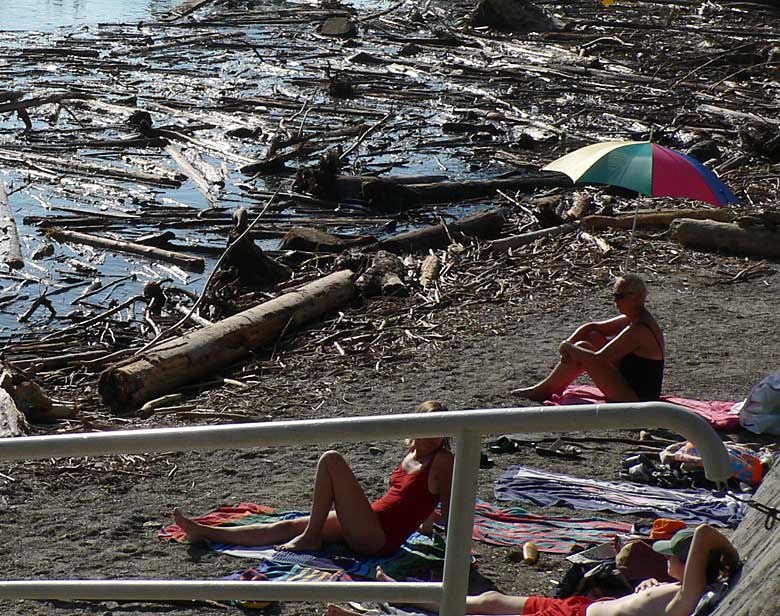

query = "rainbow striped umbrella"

[{"left": 543, "top": 141, "right": 738, "bottom": 207}]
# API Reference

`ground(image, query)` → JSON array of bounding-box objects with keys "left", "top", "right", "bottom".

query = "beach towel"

[
  {"left": 160, "top": 503, "right": 445, "bottom": 580},
  {"left": 546, "top": 385, "right": 740, "bottom": 431},
  {"left": 472, "top": 500, "right": 632, "bottom": 553},
  {"left": 495, "top": 466, "right": 746, "bottom": 527}
]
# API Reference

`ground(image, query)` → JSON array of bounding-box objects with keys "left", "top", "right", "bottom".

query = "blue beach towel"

[{"left": 495, "top": 466, "right": 746, "bottom": 527}]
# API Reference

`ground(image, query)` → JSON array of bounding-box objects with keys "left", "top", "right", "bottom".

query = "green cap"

[{"left": 652, "top": 527, "right": 695, "bottom": 560}]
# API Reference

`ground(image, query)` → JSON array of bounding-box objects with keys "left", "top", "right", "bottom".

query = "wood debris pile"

[{"left": 0, "top": 0, "right": 778, "bottom": 439}]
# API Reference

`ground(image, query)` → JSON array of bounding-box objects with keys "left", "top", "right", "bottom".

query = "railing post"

[{"left": 439, "top": 430, "right": 482, "bottom": 616}]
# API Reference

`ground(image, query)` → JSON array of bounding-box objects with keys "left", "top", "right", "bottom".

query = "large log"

[
  {"left": 0, "top": 180, "right": 23, "bottom": 269},
  {"left": 671, "top": 218, "right": 780, "bottom": 259},
  {"left": 583, "top": 208, "right": 732, "bottom": 231},
  {"left": 98, "top": 270, "right": 356, "bottom": 411},
  {"left": 712, "top": 464, "right": 780, "bottom": 616},
  {"left": 47, "top": 228, "right": 206, "bottom": 272},
  {"left": 379, "top": 208, "right": 506, "bottom": 254},
  {"left": 331, "top": 173, "right": 571, "bottom": 208}
]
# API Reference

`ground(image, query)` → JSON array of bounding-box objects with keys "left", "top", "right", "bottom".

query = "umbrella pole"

[{"left": 623, "top": 201, "right": 641, "bottom": 271}]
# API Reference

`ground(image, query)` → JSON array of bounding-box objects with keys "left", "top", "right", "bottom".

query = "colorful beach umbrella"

[{"left": 543, "top": 141, "right": 739, "bottom": 207}]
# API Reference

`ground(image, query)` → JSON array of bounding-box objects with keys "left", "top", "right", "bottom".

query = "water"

[
  {"left": 0, "top": 0, "right": 480, "bottom": 338},
  {"left": 1, "top": 0, "right": 180, "bottom": 31}
]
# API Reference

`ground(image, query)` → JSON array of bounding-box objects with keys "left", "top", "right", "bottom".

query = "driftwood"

[
  {"left": 583, "top": 208, "right": 732, "bottom": 230},
  {"left": 164, "top": 144, "right": 217, "bottom": 205},
  {"left": 46, "top": 228, "right": 206, "bottom": 272},
  {"left": 0, "top": 387, "right": 26, "bottom": 437},
  {"left": 98, "top": 270, "right": 357, "bottom": 411},
  {"left": 356, "top": 251, "right": 407, "bottom": 297},
  {"left": 420, "top": 253, "right": 441, "bottom": 288},
  {"left": 671, "top": 218, "right": 780, "bottom": 260},
  {"left": 280, "top": 227, "right": 375, "bottom": 253},
  {"left": 0, "top": 180, "right": 23, "bottom": 269},
  {"left": 223, "top": 208, "right": 292, "bottom": 287},
  {"left": 380, "top": 208, "right": 506, "bottom": 254},
  {"left": 712, "top": 464, "right": 779, "bottom": 616},
  {"left": 329, "top": 174, "right": 570, "bottom": 208},
  {"left": 489, "top": 222, "right": 579, "bottom": 253},
  {"left": 0, "top": 363, "right": 77, "bottom": 435}
]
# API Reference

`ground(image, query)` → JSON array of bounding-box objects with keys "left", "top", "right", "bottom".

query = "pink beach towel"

[{"left": 546, "top": 385, "right": 740, "bottom": 431}]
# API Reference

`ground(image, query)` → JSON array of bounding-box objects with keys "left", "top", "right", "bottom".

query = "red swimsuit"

[{"left": 371, "top": 458, "right": 440, "bottom": 555}]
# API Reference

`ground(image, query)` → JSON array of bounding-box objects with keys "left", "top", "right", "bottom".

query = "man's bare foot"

[
  {"left": 172, "top": 507, "right": 208, "bottom": 544},
  {"left": 276, "top": 531, "right": 322, "bottom": 553},
  {"left": 327, "top": 604, "right": 365, "bottom": 616},
  {"left": 510, "top": 386, "right": 548, "bottom": 402}
]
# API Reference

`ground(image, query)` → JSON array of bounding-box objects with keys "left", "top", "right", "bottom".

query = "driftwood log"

[
  {"left": 489, "top": 222, "right": 579, "bottom": 253},
  {"left": 0, "top": 180, "right": 23, "bottom": 269},
  {"left": 46, "top": 228, "right": 206, "bottom": 272},
  {"left": 331, "top": 173, "right": 570, "bottom": 208},
  {"left": 712, "top": 464, "right": 780, "bottom": 616},
  {"left": 380, "top": 208, "right": 506, "bottom": 254},
  {"left": 356, "top": 251, "right": 407, "bottom": 297},
  {"left": 0, "top": 364, "right": 77, "bottom": 436},
  {"left": 99, "top": 269, "right": 357, "bottom": 411},
  {"left": 223, "top": 208, "right": 292, "bottom": 287},
  {"left": 671, "top": 218, "right": 780, "bottom": 260},
  {"left": 583, "top": 208, "right": 732, "bottom": 231},
  {"left": 280, "top": 227, "right": 375, "bottom": 253}
]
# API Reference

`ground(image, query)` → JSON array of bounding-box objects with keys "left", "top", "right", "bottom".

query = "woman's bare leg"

[
  {"left": 576, "top": 354, "right": 638, "bottom": 402},
  {"left": 172, "top": 509, "right": 309, "bottom": 546},
  {"left": 278, "top": 450, "right": 385, "bottom": 554}
]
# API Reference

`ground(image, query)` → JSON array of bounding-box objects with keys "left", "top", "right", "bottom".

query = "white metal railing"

[{"left": 0, "top": 403, "right": 732, "bottom": 615}]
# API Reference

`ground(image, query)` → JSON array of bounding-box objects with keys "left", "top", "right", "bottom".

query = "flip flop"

[
  {"left": 488, "top": 435, "right": 519, "bottom": 454},
  {"left": 535, "top": 438, "right": 582, "bottom": 458}
]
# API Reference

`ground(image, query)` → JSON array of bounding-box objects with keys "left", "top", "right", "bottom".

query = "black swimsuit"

[{"left": 618, "top": 324, "right": 664, "bottom": 401}]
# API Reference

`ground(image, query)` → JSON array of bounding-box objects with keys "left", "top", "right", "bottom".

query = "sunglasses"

[{"left": 613, "top": 291, "right": 634, "bottom": 300}]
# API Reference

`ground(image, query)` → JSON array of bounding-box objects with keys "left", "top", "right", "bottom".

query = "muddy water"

[{"left": 2, "top": 0, "right": 389, "bottom": 31}]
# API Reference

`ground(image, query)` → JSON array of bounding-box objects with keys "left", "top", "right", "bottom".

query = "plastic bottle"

[{"left": 523, "top": 541, "right": 539, "bottom": 565}]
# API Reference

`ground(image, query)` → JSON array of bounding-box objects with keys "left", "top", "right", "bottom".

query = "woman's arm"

[
  {"left": 431, "top": 449, "right": 454, "bottom": 530},
  {"left": 567, "top": 315, "right": 630, "bottom": 344}
]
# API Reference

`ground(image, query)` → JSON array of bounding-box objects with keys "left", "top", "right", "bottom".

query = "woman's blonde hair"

[{"left": 407, "top": 400, "right": 451, "bottom": 450}]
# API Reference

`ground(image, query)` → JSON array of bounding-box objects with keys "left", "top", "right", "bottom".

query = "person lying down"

[{"left": 328, "top": 524, "right": 739, "bottom": 616}]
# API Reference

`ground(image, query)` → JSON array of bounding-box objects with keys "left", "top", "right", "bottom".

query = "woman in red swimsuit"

[
  {"left": 511, "top": 274, "right": 665, "bottom": 403},
  {"left": 173, "top": 400, "right": 454, "bottom": 556}
]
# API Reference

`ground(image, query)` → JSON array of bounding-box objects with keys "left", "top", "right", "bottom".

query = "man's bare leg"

[{"left": 375, "top": 567, "right": 528, "bottom": 615}]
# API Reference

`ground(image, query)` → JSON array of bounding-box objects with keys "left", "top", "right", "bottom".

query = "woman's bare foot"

[
  {"left": 510, "top": 386, "right": 548, "bottom": 402},
  {"left": 375, "top": 566, "right": 397, "bottom": 582},
  {"left": 276, "top": 531, "right": 322, "bottom": 553},
  {"left": 172, "top": 507, "right": 209, "bottom": 544}
]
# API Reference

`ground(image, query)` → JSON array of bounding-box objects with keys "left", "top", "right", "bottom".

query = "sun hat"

[
  {"left": 650, "top": 518, "right": 688, "bottom": 540},
  {"left": 652, "top": 527, "right": 695, "bottom": 560}
]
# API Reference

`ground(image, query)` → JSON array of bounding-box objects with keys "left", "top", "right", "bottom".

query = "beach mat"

[
  {"left": 472, "top": 500, "right": 632, "bottom": 553},
  {"left": 546, "top": 384, "right": 740, "bottom": 431},
  {"left": 160, "top": 503, "right": 445, "bottom": 580},
  {"left": 495, "top": 465, "right": 746, "bottom": 527}
]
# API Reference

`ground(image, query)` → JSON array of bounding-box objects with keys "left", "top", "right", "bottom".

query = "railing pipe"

[
  {"left": 0, "top": 402, "right": 731, "bottom": 613},
  {"left": 439, "top": 430, "right": 482, "bottom": 616},
  {"left": 0, "top": 403, "right": 731, "bottom": 481}
]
